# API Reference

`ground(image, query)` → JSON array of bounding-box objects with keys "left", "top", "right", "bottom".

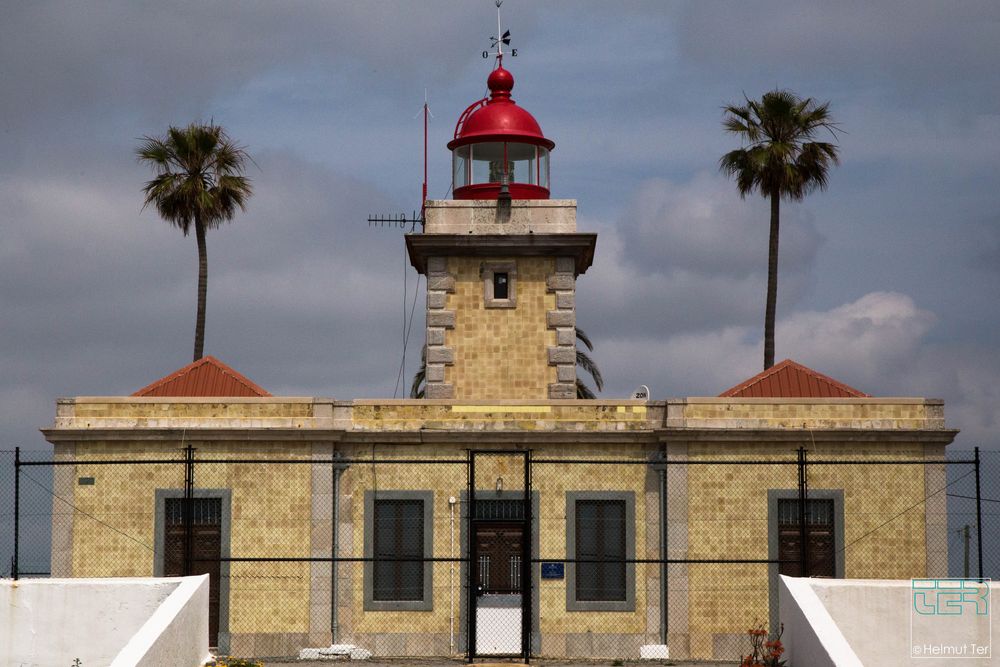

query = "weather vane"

[{"left": 483, "top": 0, "right": 516, "bottom": 61}]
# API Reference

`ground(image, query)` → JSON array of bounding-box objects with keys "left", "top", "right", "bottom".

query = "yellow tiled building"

[
  {"left": 42, "top": 58, "right": 958, "bottom": 661},
  {"left": 44, "top": 386, "right": 956, "bottom": 659}
]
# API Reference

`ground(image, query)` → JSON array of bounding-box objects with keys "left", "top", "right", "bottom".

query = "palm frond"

[
  {"left": 410, "top": 346, "right": 427, "bottom": 399},
  {"left": 572, "top": 326, "right": 603, "bottom": 397},
  {"left": 720, "top": 89, "right": 841, "bottom": 203},
  {"left": 576, "top": 349, "right": 604, "bottom": 392},
  {"left": 137, "top": 123, "right": 253, "bottom": 227}
]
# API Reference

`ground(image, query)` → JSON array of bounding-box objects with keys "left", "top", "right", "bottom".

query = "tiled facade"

[
  {"left": 411, "top": 198, "right": 591, "bottom": 400},
  {"left": 44, "top": 396, "right": 956, "bottom": 659},
  {"left": 445, "top": 256, "right": 557, "bottom": 399}
]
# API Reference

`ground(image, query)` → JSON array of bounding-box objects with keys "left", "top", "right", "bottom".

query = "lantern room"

[{"left": 448, "top": 63, "right": 555, "bottom": 200}]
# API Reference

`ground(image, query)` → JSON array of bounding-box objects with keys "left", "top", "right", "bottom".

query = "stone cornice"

[
  {"left": 43, "top": 397, "right": 958, "bottom": 442},
  {"left": 405, "top": 233, "right": 597, "bottom": 275},
  {"left": 657, "top": 428, "right": 960, "bottom": 444},
  {"left": 42, "top": 425, "right": 960, "bottom": 446},
  {"left": 41, "top": 428, "right": 345, "bottom": 442}
]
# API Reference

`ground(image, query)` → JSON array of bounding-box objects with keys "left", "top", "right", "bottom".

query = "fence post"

[
  {"left": 183, "top": 444, "right": 195, "bottom": 577},
  {"left": 13, "top": 446, "right": 20, "bottom": 580},
  {"left": 522, "top": 450, "right": 531, "bottom": 662},
  {"left": 658, "top": 450, "right": 668, "bottom": 645},
  {"left": 975, "top": 447, "right": 983, "bottom": 581},
  {"left": 467, "top": 450, "right": 476, "bottom": 662},
  {"left": 962, "top": 525, "right": 971, "bottom": 579},
  {"left": 797, "top": 446, "right": 809, "bottom": 577}
]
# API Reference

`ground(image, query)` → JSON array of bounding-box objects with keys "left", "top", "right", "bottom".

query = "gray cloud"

[
  {"left": 677, "top": 1, "right": 1000, "bottom": 107},
  {"left": 1, "top": 1, "right": 997, "bottom": 454},
  {"left": 617, "top": 174, "right": 822, "bottom": 279}
]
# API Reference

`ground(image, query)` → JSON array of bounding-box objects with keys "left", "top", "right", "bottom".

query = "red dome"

[{"left": 447, "top": 65, "right": 554, "bottom": 150}]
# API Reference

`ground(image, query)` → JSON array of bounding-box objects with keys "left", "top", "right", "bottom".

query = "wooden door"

[
  {"left": 778, "top": 498, "right": 835, "bottom": 578},
  {"left": 475, "top": 523, "right": 524, "bottom": 594},
  {"left": 164, "top": 498, "right": 222, "bottom": 646}
]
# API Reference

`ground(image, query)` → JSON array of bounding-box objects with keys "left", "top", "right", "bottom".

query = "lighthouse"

[{"left": 406, "top": 56, "right": 596, "bottom": 400}]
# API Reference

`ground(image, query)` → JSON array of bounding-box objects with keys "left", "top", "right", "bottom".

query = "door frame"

[
  {"left": 766, "top": 488, "right": 844, "bottom": 633},
  {"left": 154, "top": 488, "right": 232, "bottom": 653},
  {"left": 466, "top": 451, "right": 534, "bottom": 662}
]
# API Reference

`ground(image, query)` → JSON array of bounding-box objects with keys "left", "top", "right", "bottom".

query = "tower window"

[
  {"left": 482, "top": 261, "right": 517, "bottom": 308},
  {"left": 493, "top": 272, "right": 509, "bottom": 300}
]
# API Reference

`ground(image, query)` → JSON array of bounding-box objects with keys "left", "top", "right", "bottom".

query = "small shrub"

[
  {"left": 205, "top": 657, "right": 263, "bottom": 667},
  {"left": 740, "top": 621, "right": 786, "bottom": 667}
]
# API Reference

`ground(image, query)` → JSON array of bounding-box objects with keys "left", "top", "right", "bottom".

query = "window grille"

[
  {"left": 575, "top": 499, "right": 627, "bottom": 601},
  {"left": 165, "top": 498, "right": 222, "bottom": 526},
  {"left": 475, "top": 498, "right": 525, "bottom": 520}
]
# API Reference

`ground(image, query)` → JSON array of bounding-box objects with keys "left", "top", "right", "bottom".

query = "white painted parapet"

[
  {"left": 779, "top": 576, "right": 864, "bottom": 666},
  {"left": 780, "top": 576, "right": 997, "bottom": 666},
  {"left": 1, "top": 575, "right": 209, "bottom": 667},
  {"left": 112, "top": 575, "right": 210, "bottom": 667}
]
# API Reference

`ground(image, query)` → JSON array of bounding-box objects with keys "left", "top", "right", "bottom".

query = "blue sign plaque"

[{"left": 541, "top": 562, "right": 564, "bottom": 579}]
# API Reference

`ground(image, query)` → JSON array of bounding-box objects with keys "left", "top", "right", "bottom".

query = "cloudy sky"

[{"left": 2, "top": 1, "right": 999, "bottom": 450}]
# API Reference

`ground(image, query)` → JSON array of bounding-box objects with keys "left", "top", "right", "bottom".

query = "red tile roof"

[
  {"left": 133, "top": 356, "right": 270, "bottom": 397},
  {"left": 719, "top": 359, "right": 869, "bottom": 398}
]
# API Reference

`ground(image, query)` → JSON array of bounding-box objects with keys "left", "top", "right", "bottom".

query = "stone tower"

[{"left": 406, "top": 62, "right": 596, "bottom": 400}]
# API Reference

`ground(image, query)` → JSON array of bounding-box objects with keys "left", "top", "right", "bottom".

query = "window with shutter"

[
  {"left": 373, "top": 499, "right": 424, "bottom": 601},
  {"left": 364, "top": 490, "right": 434, "bottom": 611},
  {"left": 575, "top": 499, "right": 627, "bottom": 601}
]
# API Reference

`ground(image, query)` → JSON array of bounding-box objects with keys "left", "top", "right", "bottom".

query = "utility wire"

[
  {"left": 20, "top": 469, "right": 155, "bottom": 554},
  {"left": 947, "top": 493, "right": 1000, "bottom": 504},
  {"left": 839, "top": 468, "right": 975, "bottom": 555},
  {"left": 392, "top": 268, "right": 423, "bottom": 398}
]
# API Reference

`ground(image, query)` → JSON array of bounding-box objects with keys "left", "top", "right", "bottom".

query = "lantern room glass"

[{"left": 452, "top": 142, "right": 549, "bottom": 190}]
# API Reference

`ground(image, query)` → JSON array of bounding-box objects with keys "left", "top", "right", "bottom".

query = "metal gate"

[{"left": 468, "top": 450, "right": 531, "bottom": 660}]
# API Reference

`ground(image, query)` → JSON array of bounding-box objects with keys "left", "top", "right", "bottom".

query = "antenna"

[
  {"left": 421, "top": 89, "right": 433, "bottom": 220},
  {"left": 365, "top": 94, "right": 432, "bottom": 399},
  {"left": 365, "top": 94, "right": 431, "bottom": 232}
]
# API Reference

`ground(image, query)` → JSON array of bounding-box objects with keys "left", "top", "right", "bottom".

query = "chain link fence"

[{"left": 2, "top": 446, "right": 996, "bottom": 661}]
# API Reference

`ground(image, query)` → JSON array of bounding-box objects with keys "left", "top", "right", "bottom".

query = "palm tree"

[
  {"left": 137, "top": 123, "right": 253, "bottom": 361},
  {"left": 575, "top": 327, "right": 604, "bottom": 399},
  {"left": 408, "top": 327, "right": 604, "bottom": 398},
  {"left": 720, "top": 90, "right": 840, "bottom": 370},
  {"left": 409, "top": 346, "right": 426, "bottom": 399}
]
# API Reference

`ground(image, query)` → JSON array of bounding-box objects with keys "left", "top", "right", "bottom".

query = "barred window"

[
  {"left": 373, "top": 499, "right": 424, "bottom": 601},
  {"left": 575, "top": 499, "right": 627, "bottom": 602}
]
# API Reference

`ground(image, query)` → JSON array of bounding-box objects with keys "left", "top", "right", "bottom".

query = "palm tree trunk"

[
  {"left": 764, "top": 189, "right": 780, "bottom": 370},
  {"left": 193, "top": 215, "right": 208, "bottom": 361}
]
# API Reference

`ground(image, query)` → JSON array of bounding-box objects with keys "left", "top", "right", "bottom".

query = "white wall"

[
  {"left": 781, "top": 576, "right": 998, "bottom": 667},
  {"left": 1, "top": 576, "right": 209, "bottom": 667}
]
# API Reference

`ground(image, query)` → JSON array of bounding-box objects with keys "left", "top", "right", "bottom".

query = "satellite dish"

[{"left": 631, "top": 385, "right": 650, "bottom": 400}]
